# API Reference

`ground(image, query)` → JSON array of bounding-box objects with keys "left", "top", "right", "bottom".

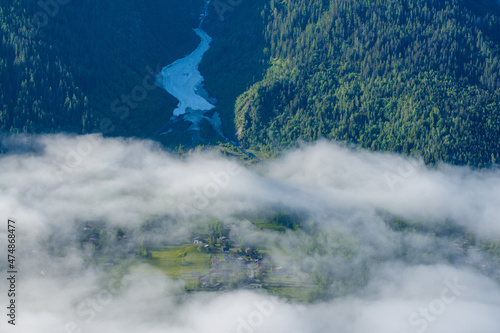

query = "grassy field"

[
  {"left": 139, "top": 243, "right": 317, "bottom": 299},
  {"left": 145, "top": 244, "right": 211, "bottom": 288},
  {"left": 251, "top": 220, "right": 287, "bottom": 232},
  {"left": 263, "top": 285, "right": 314, "bottom": 303}
]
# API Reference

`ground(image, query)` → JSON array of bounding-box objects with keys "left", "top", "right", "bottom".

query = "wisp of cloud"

[{"left": 0, "top": 134, "right": 499, "bottom": 333}]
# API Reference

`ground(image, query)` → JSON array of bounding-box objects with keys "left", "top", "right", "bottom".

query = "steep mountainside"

[
  {"left": 204, "top": 0, "right": 500, "bottom": 166},
  {"left": 1, "top": 0, "right": 500, "bottom": 166},
  {"left": 0, "top": 0, "right": 205, "bottom": 139}
]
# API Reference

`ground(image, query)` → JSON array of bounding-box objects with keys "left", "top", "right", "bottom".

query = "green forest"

[
  {"left": 216, "top": 0, "right": 500, "bottom": 166},
  {"left": 1, "top": 0, "right": 500, "bottom": 166},
  {"left": 0, "top": 0, "right": 205, "bottom": 139}
]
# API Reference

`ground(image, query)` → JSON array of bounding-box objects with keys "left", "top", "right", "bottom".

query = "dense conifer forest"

[
  {"left": 2, "top": 0, "right": 500, "bottom": 166},
  {"left": 208, "top": 0, "right": 500, "bottom": 166},
  {"left": 0, "top": 0, "right": 205, "bottom": 137}
]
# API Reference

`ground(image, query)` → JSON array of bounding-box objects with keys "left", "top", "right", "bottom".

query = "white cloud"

[{"left": 0, "top": 135, "right": 499, "bottom": 333}]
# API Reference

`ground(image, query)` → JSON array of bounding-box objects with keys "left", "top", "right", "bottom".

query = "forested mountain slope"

[
  {"left": 207, "top": 0, "right": 500, "bottom": 166},
  {"left": 1, "top": 0, "right": 500, "bottom": 166},
  {"left": 0, "top": 0, "right": 204, "bottom": 137}
]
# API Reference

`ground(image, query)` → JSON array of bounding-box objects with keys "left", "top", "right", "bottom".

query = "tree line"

[{"left": 229, "top": 0, "right": 500, "bottom": 166}]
